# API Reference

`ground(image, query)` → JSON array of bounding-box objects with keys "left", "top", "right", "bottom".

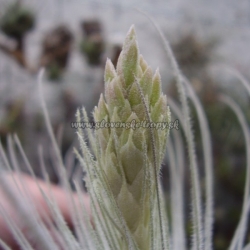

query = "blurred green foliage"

[
  {"left": 80, "top": 35, "right": 104, "bottom": 65},
  {"left": 0, "top": 1, "right": 35, "bottom": 40}
]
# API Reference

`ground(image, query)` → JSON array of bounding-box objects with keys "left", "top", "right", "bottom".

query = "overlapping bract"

[{"left": 93, "top": 25, "right": 171, "bottom": 249}]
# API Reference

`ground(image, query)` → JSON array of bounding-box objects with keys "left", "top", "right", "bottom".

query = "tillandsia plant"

[
  {"left": 75, "top": 25, "right": 171, "bottom": 250},
  {"left": 0, "top": 21, "right": 250, "bottom": 250}
]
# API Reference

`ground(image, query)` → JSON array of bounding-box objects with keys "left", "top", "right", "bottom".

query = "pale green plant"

[
  {"left": 0, "top": 22, "right": 249, "bottom": 250},
  {"left": 76, "top": 25, "right": 171, "bottom": 250}
]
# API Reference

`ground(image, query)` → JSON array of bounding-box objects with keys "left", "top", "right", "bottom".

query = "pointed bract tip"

[
  {"left": 105, "top": 58, "right": 114, "bottom": 68},
  {"left": 104, "top": 58, "right": 116, "bottom": 82},
  {"left": 153, "top": 68, "right": 161, "bottom": 80},
  {"left": 125, "top": 25, "right": 136, "bottom": 42},
  {"left": 129, "top": 24, "right": 136, "bottom": 33}
]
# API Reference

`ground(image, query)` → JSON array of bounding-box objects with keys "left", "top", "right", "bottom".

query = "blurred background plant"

[
  {"left": 39, "top": 25, "right": 73, "bottom": 81},
  {"left": 80, "top": 19, "right": 105, "bottom": 66},
  {"left": 0, "top": 0, "right": 35, "bottom": 66}
]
